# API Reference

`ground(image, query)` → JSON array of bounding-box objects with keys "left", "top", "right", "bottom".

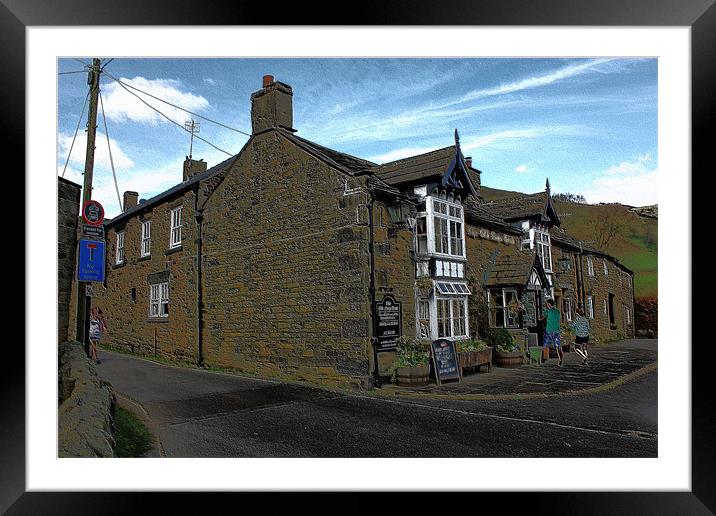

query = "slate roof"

[
  {"left": 462, "top": 195, "right": 522, "bottom": 234},
  {"left": 374, "top": 146, "right": 456, "bottom": 186},
  {"left": 106, "top": 152, "right": 242, "bottom": 228},
  {"left": 550, "top": 226, "right": 634, "bottom": 275},
  {"left": 279, "top": 130, "right": 376, "bottom": 175},
  {"left": 483, "top": 247, "right": 546, "bottom": 287},
  {"left": 480, "top": 191, "right": 551, "bottom": 221}
]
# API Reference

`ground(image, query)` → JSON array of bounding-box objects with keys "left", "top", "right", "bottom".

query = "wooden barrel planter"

[
  {"left": 395, "top": 366, "right": 430, "bottom": 386},
  {"left": 494, "top": 349, "right": 524, "bottom": 368}
]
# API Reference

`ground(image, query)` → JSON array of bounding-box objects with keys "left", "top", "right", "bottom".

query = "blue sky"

[{"left": 58, "top": 58, "right": 657, "bottom": 218}]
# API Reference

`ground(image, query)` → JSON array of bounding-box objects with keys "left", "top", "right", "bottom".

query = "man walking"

[{"left": 541, "top": 299, "right": 563, "bottom": 367}]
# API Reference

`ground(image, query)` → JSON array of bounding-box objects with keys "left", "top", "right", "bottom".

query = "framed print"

[{"left": 7, "top": 0, "right": 711, "bottom": 512}]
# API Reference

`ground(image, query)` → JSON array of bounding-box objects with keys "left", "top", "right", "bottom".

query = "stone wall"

[
  {"left": 58, "top": 341, "right": 115, "bottom": 457},
  {"left": 634, "top": 296, "right": 658, "bottom": 338},
  {"left": 58, "top": 177, "right": 81, "bottom": 344},
  {"left": 371, "top": 203, "right": 417, "bottom": 376},
  {"left": 200, "top": 132, "right": 373, "bottom": 387},
  {"left": 94, "top": 190, "right": 199, "bottom": 362}
]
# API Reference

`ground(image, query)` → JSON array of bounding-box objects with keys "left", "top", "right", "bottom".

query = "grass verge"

[{"left": 113, "top": 406, "right": 154, "bottom": 458}]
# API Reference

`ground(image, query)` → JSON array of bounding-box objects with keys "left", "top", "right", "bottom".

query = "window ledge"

[
  {"left": 148, "top": 317, "right": 169, "bottom": 323},
  {"left": 112, "top": 261, "right": 126, "bottom": 269},
  {"left": 138, "top": 255, "right": 151, "bottom": 262},
  {"left": 165, "top": 245, "right": 183, "bottom": 255}
]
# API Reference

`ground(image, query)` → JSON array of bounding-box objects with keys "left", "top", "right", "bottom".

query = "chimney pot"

[
  {"left": 263, "top": 75, "right": 274, "bottom": 88},
  {"left": 251, "top": 76, "right": 294, "bottom": 134}
]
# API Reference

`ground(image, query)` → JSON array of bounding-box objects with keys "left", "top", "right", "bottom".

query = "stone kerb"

[{"left": 58, "top": 341, "right": 116, "bottom": 457}]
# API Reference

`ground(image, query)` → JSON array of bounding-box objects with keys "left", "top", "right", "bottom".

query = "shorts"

[
  {"left": 575, "top": 335, "right": 589, "bottom": 345},
  {"left": 543, "top": 331, "right": 561, "bottom": 349}
]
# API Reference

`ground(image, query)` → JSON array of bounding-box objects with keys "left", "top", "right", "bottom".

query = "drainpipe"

[
  {"left": 194, "top": 189, "right": 204, "bottom": 366},
  {"left": 366, "top": 192, "right": 381, "bottom": 388}
]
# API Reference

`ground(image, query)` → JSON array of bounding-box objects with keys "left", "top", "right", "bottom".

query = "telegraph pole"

[{"left": 76, "top": 58, "right": 101, "bottom": 356}]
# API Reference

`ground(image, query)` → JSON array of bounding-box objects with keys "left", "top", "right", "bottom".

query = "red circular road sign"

[{"left": 82, "top": 200, "right": 105, "bottom": 227}]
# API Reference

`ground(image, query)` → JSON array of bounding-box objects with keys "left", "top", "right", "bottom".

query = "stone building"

[
  {"left": 58, "top": 177, "right": 81, "bottom": 343},
  {"left": 88, "top": 75, "right": 635, "bottom": 388}
]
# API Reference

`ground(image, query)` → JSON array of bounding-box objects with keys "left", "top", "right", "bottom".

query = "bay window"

[{"left": 431, "top": 198, "right": 464, "bottom": 257}]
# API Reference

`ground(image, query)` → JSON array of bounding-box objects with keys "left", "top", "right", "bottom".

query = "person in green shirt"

[{"left": 540, "top": 298, "right": 563, "bottom": 366}]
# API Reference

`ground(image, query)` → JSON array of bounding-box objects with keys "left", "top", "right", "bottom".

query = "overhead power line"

[
  {"left": 60, "top": 91, "right": 90, "bottom": 178},
  {"left": 104, "top": 71, "right": 235, "bottom": 157},
  {"left": 58, "top": 70, "right": 87, "bottom": 76},
  {"left": 98, "top": 91, "right": 124, "bottom": 211},
  {"left": 103, "top": 70, "right": 251, "bottom": 138}
]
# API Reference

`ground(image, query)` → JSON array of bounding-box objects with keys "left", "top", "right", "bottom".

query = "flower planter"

[
  {"left": 494, "top": 349, "right": 524, "bottom": 368},
  {"left": 395, "top": 366, "right": 430, "bottom": 387},
  {"left": 458, "top": 347, "right": 493, "bottom": 373}
]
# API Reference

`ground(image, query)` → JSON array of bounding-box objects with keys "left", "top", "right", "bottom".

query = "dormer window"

[
  {"left": 535, "top": 227, "right": 552, "bottom": 272},
  {"left": 431, "top": 197, "right": 464, "bottom": 258}
]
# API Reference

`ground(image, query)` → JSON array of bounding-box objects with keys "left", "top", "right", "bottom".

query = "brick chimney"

[
  {"left": 183, "top": 157, "right": 207, "bottom": 181},
  {"left": 250, "top": 75, "right": 294, "bottom": 134},
  {"left": 123, "top": 191, "right": 138, "bottom": 212},
  {"left": 465, "top": 156, "right": 473, "bottom": 169}
]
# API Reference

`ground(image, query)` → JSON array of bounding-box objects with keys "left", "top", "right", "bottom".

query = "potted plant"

[
  {"left": 456, "top": 338, "right": 493, "bottom": 373},
  {"left": 488, "top": 329, "right": 523, "bottom": 368},
  {"left": 391, "top": 337, "right": 431, "bottom": 386}
]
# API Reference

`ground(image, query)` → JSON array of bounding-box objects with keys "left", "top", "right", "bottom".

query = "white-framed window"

[
  {"left": 603, "top": 259, "right": 609, "bottom": 276},
  {"left": 587, "top": 295, "right": 594, "bottom": 319},
  {"left": 488, "top": 288, "right": 520, "bottom": 329},
  {"left": 626, "top": 307, "right": 631, "bottom": 325},
  {"left": 431, "top": 197, "right": 464, "bottom": 258},
  {"left": 418, "top": 299, "right": 430, "bottom": 321},
  {"left": 416, "top": 216, "right": 428, "bottom": 254},
  {"left": 436, "top": 296, "right": 468, "bottom": 338},
  {"left": 170, "top": 207, "right": 182, "bottom": 248},
  {"left": 535, "top": 228, "right": 552, "bottom": 272},
  {"left": 587, "top": 255, "right": 594, "bottom": 276},
  {"left": 141, "top": 220, "right": 152, "bottom": 257},
  {"left": 115, "top": 231, "right": 125, "bottom": 264},
  {"left": 604, "top": 298, "right": 608, "bottom": 316},
  {"left": 150, "top": 281, "right": 169, "bottom": 318}
]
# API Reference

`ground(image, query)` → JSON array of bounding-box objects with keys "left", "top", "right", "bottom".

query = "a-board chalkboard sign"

[
  {"left": 430, "top": 339, "right": 463, "bottom": 385},
  {"left": 375, "top": 294, "right": 402, "bottom": 352}
]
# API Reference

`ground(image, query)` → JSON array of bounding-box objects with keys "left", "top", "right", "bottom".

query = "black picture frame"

[{"left": 7, "top": 0, "right": 708, "bottom": 512}]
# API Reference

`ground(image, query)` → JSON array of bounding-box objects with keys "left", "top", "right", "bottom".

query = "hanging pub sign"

[
  {"left": 374, "top": 294, "right": 402, "bottom": 352},
  {"left": 430, "top": 339, "right": 462, "bottom": 385}
]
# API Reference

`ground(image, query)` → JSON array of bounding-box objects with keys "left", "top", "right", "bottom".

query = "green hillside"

[{"left": 479, "top": 186, "right": 658, "bottom": 299}]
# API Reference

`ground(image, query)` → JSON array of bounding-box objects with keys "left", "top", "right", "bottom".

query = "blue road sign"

[{"left": 78, "top": 238, "right": 106, "bottom": 282}]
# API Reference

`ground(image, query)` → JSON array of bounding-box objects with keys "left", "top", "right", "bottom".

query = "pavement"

[
  {"left": 96, "top": 338, "right": 657, "bottom": 457},
  {"left": 376, "top": 338, "right": 658, "bottom": 400}
]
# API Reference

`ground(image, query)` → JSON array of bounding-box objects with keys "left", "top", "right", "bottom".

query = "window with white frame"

[
  {"left": 604, "top": 298, "right": 608, "bottom": 316},
  {"left": 587, "top": 295, "right": 594, "bottom": 319},
  {"left": 150, "top": 281, "right": 169, "bottom": 318},
  {"left": 626, "top": 307, "right": 631, "bottom": 325},
  {"left": 115, "top": 231, "right": 125, "bottom": 264},
  {"left": 603, "top": 259, "right": 608, "bottom": 275},
  {"left": 416, "top": 216, "right": 428, "bottom": 254},
  {"left": 535, "top": 228, "right": 552, "bottom": 272},
  {"left": 432, "top": 198, "right": 464, "bottom": 257},
  {"left": 488, "top": 288, "right": 520, "bottom": 328},
  {"left": 170, "top": 207, "right": 182, "bottom": 248},
  {"left": 141, "top": 220, "right": 151, "bottom": 257},
  {"left": 587, "top": 255, "right": 594, "bottom": 276},
  {"left": 436, "top": 296, "right": 468, "bottom": 338}
]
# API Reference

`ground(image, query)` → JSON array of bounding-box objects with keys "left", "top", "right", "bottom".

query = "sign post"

[{"left": 77, "top": 199, "right": 105, "bottom": 356}]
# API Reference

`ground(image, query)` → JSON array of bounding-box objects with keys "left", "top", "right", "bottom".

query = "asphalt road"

[{"left": 97, "top": 348, "right": 657, "bottom": 458}]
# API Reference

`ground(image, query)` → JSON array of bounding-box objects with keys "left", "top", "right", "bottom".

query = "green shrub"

[
  {"left": 455, "top": 338, "right": 488, "bottom": 353},
  {"left": 483, "top": 327, "right": 516, "bottom": 351},
  {"left": 392, "top": 337, "right": 429, "bottom": 369}
]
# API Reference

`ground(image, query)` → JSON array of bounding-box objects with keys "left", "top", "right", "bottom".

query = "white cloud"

[
  {"left": 582, "top": 154, "right": 658, "bottom": 206},
  {"left": 604, "top": 153, "right": 652, "bottom": 175},
  {"left": 58, "top": 131, "right": 135, "bottom": 170},
  {"left": 102, "top": 77, "right": 210, "bottom": 126},
  {"left": 367, "top": 126, "right": 582, "bottom": 164},
  {"left": 515, "top": 164, "right": 528, "bottom": 173},
  {"left": 203, "top": 78, "right": 217, "bottom": 86}
]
